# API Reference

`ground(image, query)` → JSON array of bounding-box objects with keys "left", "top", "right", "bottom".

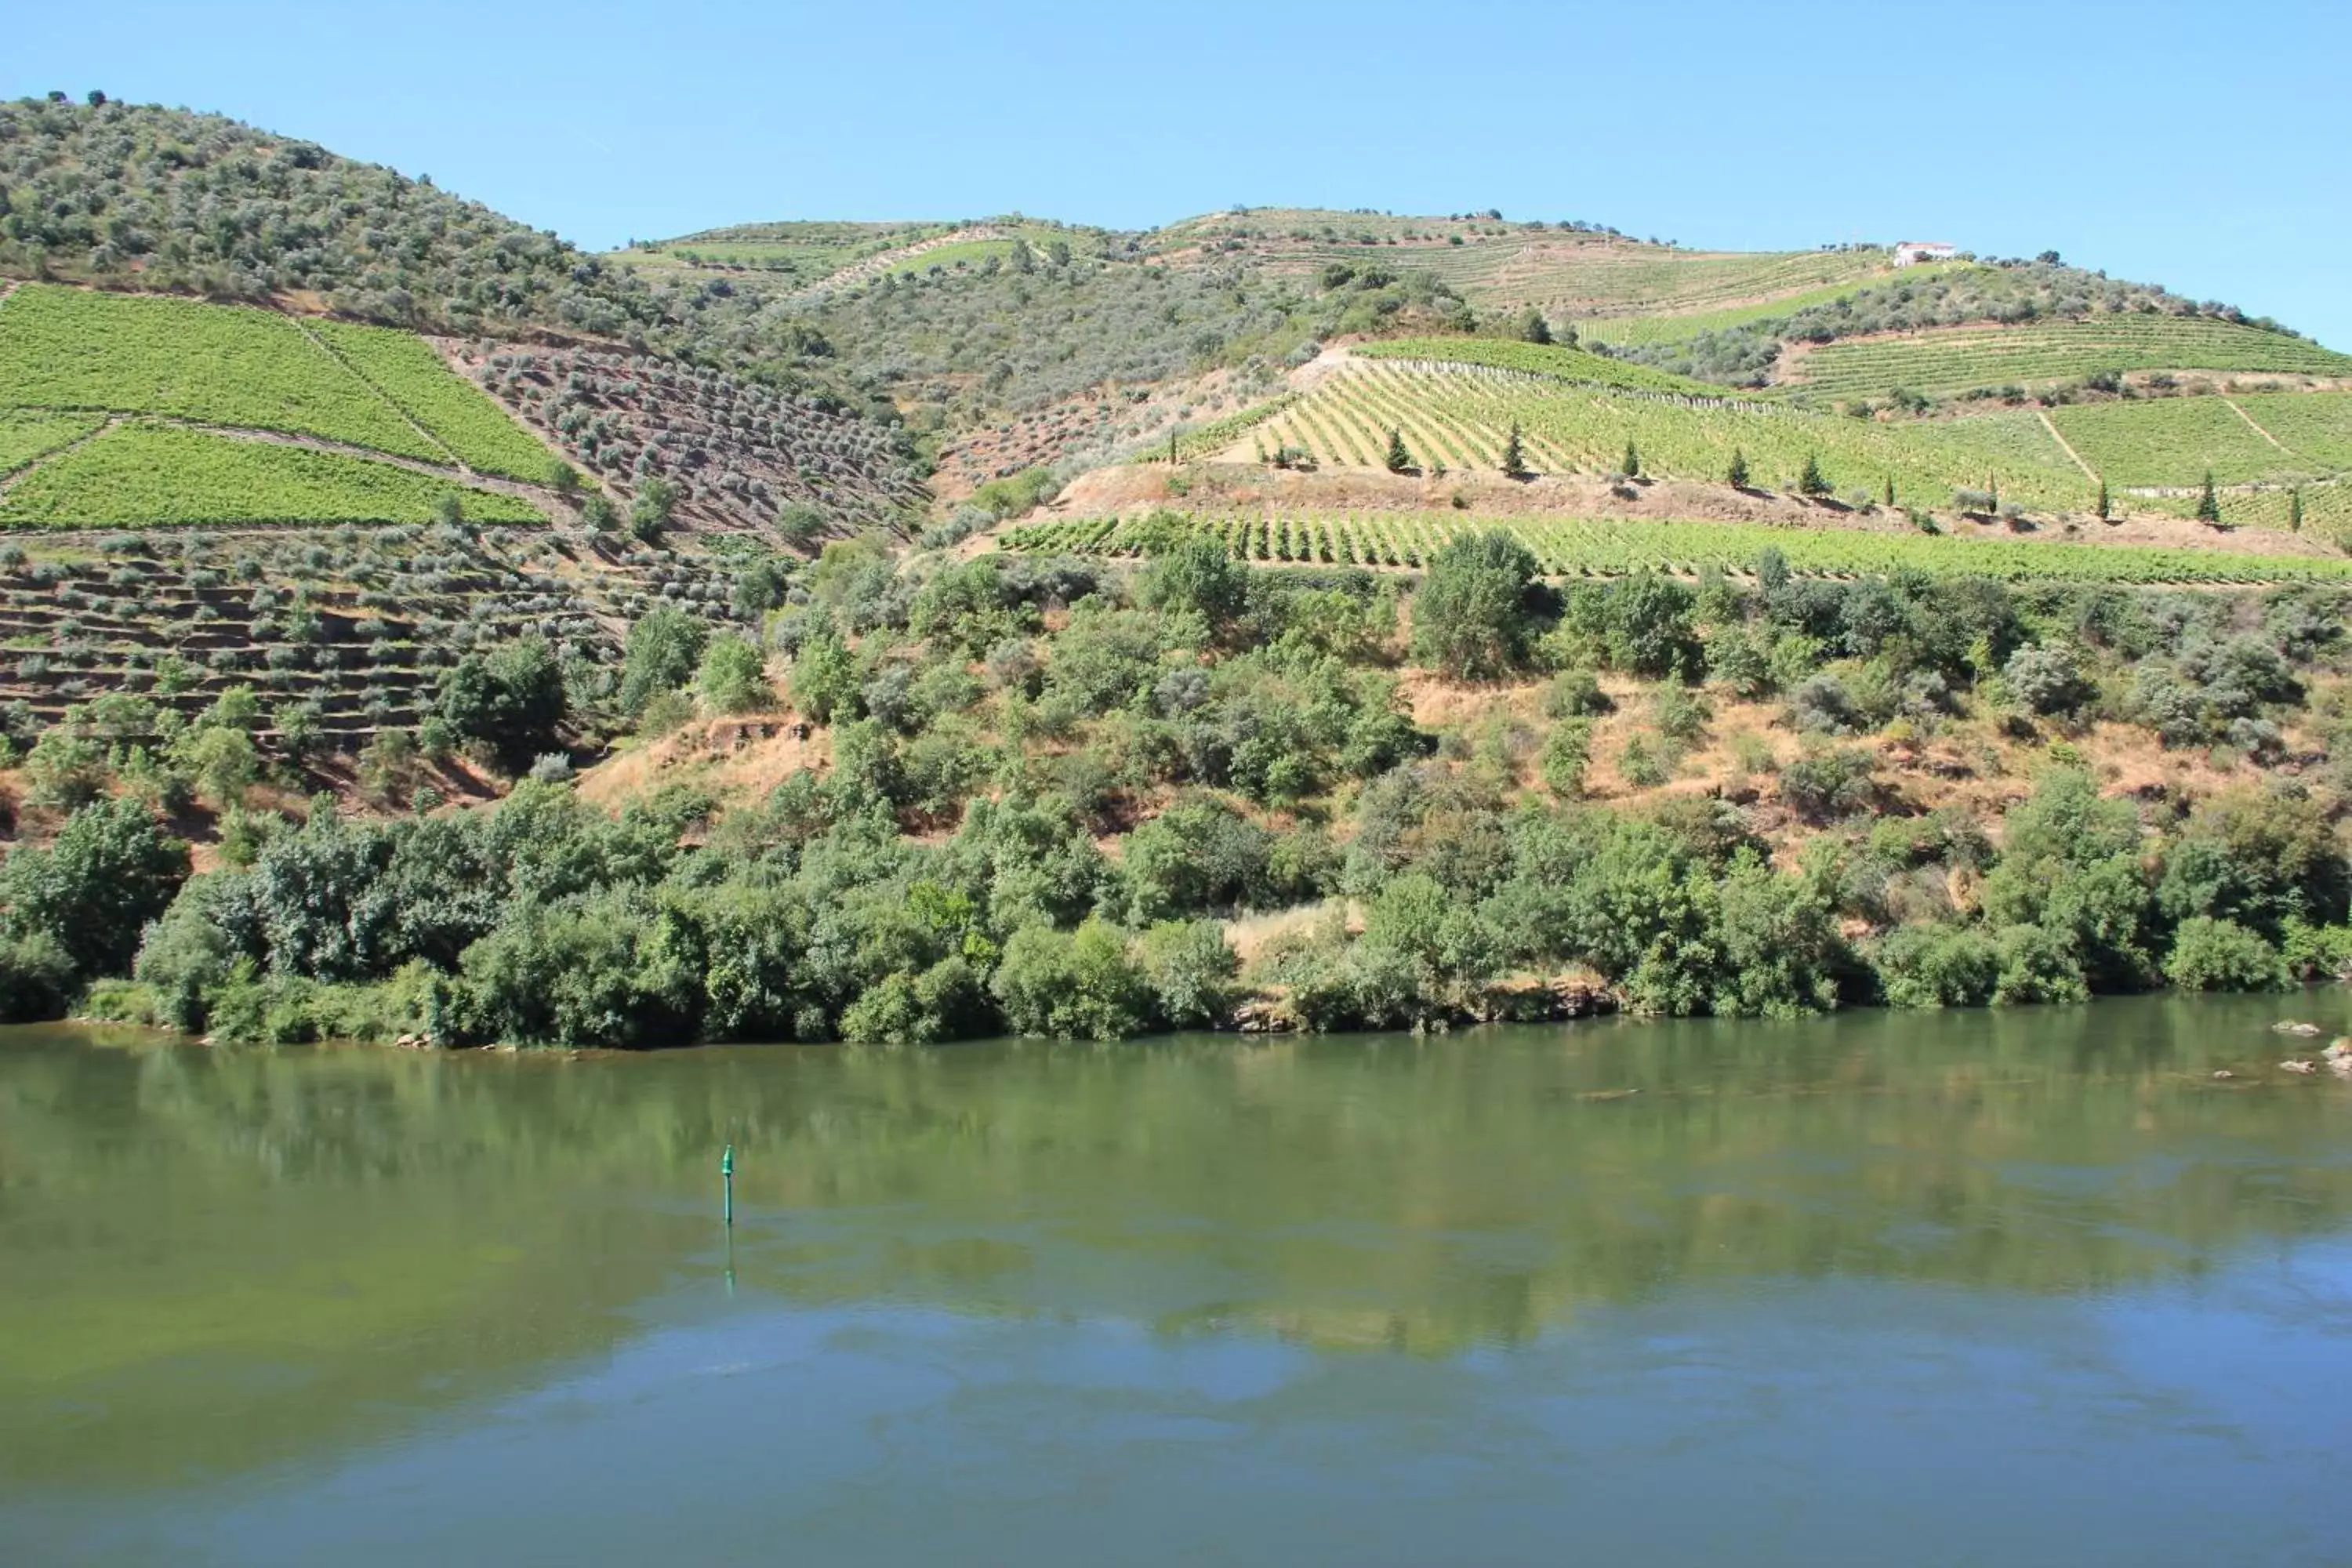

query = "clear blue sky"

[{"left": 11, "top": 1, "right": 2348, "bottom": 344}]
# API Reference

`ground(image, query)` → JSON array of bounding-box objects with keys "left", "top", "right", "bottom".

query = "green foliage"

[
  {"left": 1539, "top": 720, "right": 1593, "bottom": 797},
  {"left": 437, "top": 637, "right": 567, "bottom": 770},
  {"left": 2163, "top": 916, "right": 2289, "bottom": 993},
  {"left": 1411, "top": 530, "right": 1538, "bottom": 679},
  {"left": 991, "top": 917, "right": 1149, "bottom": 1040},
  {"left": 0, "top": 421, "right": 541, "bottom": 528},
  {"left": 619, "top": 608, "right": 710, "bottom": 717},
  {"left": 697, "top": 635, "right": 774, "bottom": 715},
  {"left": 1123, "top": 797, "right": 1270, "bottom": 923},
  {"left": 0, "top": 930, "right": 77, "bottom": 1022},
  {"left": 789, "top": 626, "right": 860, "bottom": 723},
  {"left": 0, "top": 797, "right": 189, "bottom": 978},
  {"left": 1798, "top": 453, "right": 1831, "bottom": 498},
  {"left": 1135, "top": 920, "right": 1240, "bottom": 1029},
  {"left": 630, "top": 477, "right": 678, "bottom": 543}
]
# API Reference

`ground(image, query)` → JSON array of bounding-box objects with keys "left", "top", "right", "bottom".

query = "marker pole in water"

[{"left": 721, "top": 1143, "right": 735, "bottom": 1228}]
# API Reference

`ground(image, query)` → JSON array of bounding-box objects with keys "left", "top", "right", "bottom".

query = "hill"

[{"left": 10, "top": 99, "right": 2352, "bottom": 1053}]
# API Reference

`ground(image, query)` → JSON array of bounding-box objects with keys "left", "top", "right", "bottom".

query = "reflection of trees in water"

[{"left": 2, "top": 994, "right": 2347, "bottom": 1479}]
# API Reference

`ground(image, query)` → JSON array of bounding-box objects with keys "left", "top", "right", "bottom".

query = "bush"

[
  {"left": 698, "top": 634, "right": 774, "bottom": 714},
  {"left": 1410, "top": 530, "right": 1537, "bottom": 679},
  {"left": 1136, "top": 920, "right": 1240, "bottom": 1028},
  {"left": 1539, "top": 720, "right": 1593, "bottom": 797},
  {"left": 0, "top": 931, "right": 78, "bottom": 1022},
  {"left": 1876, "top": 924, "right": 1999, "bottom": 1008},
  {"left": 1778, "top": 746, "right": 1878, "bottom": 822},
  {"left": 617, "top": 607, "right": 710, "bottom": 716},
  {"left": 1, "top": 797, "right": 189, "bottom": 979},
  {"left": 2003, "top": 643, "right": 2094, "bottom": 717},
  {"left": 990, "top": 918, "right": 1149, "bottom": 1040},
  {"left": 2164, "top": 916, "right": 2288, "bottom": 992}
]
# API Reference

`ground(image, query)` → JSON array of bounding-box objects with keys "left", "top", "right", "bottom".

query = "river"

[{"left": 2, "top": 995, "right": 2350, "bottom": 1566}]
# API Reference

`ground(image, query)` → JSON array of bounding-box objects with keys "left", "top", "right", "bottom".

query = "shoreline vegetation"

[{"left": 11, "top": 528, "right": 2352, "bottom": 1051}]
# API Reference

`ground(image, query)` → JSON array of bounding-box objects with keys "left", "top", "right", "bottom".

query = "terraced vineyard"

[
  {"left": 1355, "top": 338, "right": 1722, "bottom": 396},
  {"left": 310, "top": 321, "right": 559, "bottom": 480},
  {"left": 2234, "top": 392, "right": 2352, "bottom": 470},
  {"left": 0, "top": 410, "right": 104, "bottom": 476},
  {"left": 2049, "top": 397, "right": 2313, "bottom": 488},
  {"left": 0, "top": 423, "right": 545, "bottom": 529},
  {"left": 0, "top": 285, "right": 445, "bottom": 459},
  {"left": 1000, "top": 510, "right": 2352, "bottom": 586},
  {"left": 1249, "top": 361, "right": 2092, "bottom": 511},
  {"left": 1784, "top": 317, "right": 2352, "bottom": 399},
  {"left": 0, "top": 284, "right": 559, "bottom": 528}
]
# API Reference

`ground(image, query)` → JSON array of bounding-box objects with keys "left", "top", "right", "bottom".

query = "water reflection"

[{"left": 2, "top": 995, "right": 2349, "bottom": 1497}]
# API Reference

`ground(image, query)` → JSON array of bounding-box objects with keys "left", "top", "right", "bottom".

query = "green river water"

[{"left": 2, "top": 994, "right": 2350, "bottom": 1566}]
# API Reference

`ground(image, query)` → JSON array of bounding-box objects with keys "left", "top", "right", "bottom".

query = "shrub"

[
  {"left": 0, "top": 931, "right": 78, "bottom": 1022},
  {"left": 2164, "top": 916, "right": 2288, "bottom": 992},
  {"left": 1136, "top": 919, "right": 1240, "bottom": 1029},
  {"left": 1778, "top": 746, "right": 1879, "bottom": 822},
  {"left": 1876, "top": 924, "right": 1999, "bottom": 1008},
  {"left": 0, "top": 797, "right": 190, "bottom": 978},
  {"left": 1410, "top": 530, "right": 1537, "bottom": 679},
  {"left": 990, "top": 918, "right": 1149, "bottom": 1040},
  {"left": 698, "top": 634, "right": 774, "bottom": 714},
  {"left": 1540, "top": 720, "right": 1593, "bottom": 797}
]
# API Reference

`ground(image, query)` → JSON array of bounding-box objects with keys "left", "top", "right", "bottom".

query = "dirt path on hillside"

[
  {"left": 2036, "top": 409, "right": 2101, "bottom": 481},
  {"left": 788, "top": 227, "right": 1011, "bottom": 305},
  {"left": 2221, "top": 395, "right": 2290, "bottom": 452}
]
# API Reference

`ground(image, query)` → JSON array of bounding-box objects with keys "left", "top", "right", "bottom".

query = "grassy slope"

[
  {"left": 1581, "top": 264, "right": 1983, "bottom": 347},
  {"left": 1354, "top": 338, "right": 1724, "bottom": 396}
]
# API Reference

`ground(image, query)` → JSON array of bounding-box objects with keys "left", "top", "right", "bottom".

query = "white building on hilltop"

[{"left": 1893, "top": 241, "right": 1958, "bottom": 267}]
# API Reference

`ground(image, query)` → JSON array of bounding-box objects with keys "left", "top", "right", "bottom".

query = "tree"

[
  {"left": 1726, "top": 448, "right": 1751, "bottom": 489},
  {"left": 1385, "top": 426, "right": 1411, "bottom": 474},
  {"left": 616, "top": 607, "right": 709, "bottom": 716},
  {"left": 1137, "top": 535, "right": 1247, "bottom": 630},
  {"left": 775, "top": 502, "right": 826, "bottom": 548},
  {"left": 1410, "top": 529, "right": 1539, "bottom": 680},
  {"left": 2095, "top": 479, "right": 2111, "bottom": 520},
  {"left": 546, "top": 460, "right": 581, "bottom": 500},
  {"left": 1135, "top": 920, "right": 1240, "bottom": 1028},
  {"left": 697, "top": 635, "right": 774, "bottom": 714},
  {"left": 1621, "top": 440, "right": 1641, "bottom": 480},
  {"left": 2195, "top": 471, "right": 2222, "bottom": 524},
  {"left": 0, "top": 797, "right": 189, "bottom": 978},
  {"left": 630, "top": 476, "right": 678, "bottom": 543},
  {"left": 1500, "top": 421, "right": 1528, "bottom": 479},
  {"left": 2288, "top": 488, "right": 2303, "bottom": 532},
  {"left": 1515, "top": 307, "right": 1552, "bottom": 345},
  {"left": 991, "top": 918, "right": 1149, "bottom": 1040},
  {"left": 437, "top": 637, "right": 567, "bottom": 770},
  {"left": 1883, "top": 475, "right": 1896, "bottom": 507},
  {"left": 1798, "top": 454, "right": 1831, "bottom": 498}
]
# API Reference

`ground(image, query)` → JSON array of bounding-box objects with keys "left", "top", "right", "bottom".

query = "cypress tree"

[
  {"left": 1883, "top": 475, "right": 1896, "bottom": 507},
  {"left": 1726, "top": 448, "right": 1750, "bottom": 489},
  {"left": 1501, "top": 422, "right": 1528, "bottom": 478},
  {"left": 1621, "top": 440, "right": 1641, "bottom": 480},
  {"left": 2195, "top": 471, "right": 2222, "bottom": 524},
  {"left": 1385, "top": 427, "right": 1410, "bottom": 474},
  {"left": 1798, "top": 454, "right": 1830, "bottom": 498},
  {"left": 2095, "top": 479, "right": 2110, "bottom": 520},
  {"left": 2289, "top": 488, "right": 2304, "bottom": 532}
]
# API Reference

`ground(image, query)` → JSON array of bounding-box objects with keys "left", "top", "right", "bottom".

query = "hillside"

[{"left": 10, "top": 98, "right": 2352, "bottom": 1054}]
